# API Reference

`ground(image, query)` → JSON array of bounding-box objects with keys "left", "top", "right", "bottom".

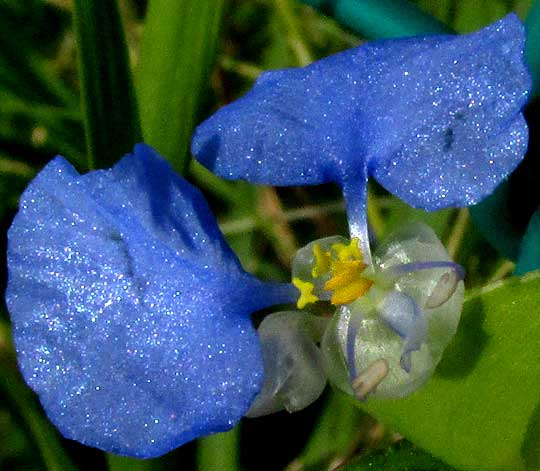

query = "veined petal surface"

[{"left": 6, "top": 144, "right": 294, "bottom": 458}]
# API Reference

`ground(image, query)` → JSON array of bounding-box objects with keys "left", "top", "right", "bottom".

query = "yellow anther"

[
  {"left": 292, "top": 278, "right": 319, "bottom": 309},
  {"left": 331, "top": 237, "right": 362, "bottom": 261},
  {"left": 324, "top": 257, "right": 372, "bottom": 306},
  {"left": 311, "top": 243, "right": 331, "bottom": 278},
  {"left": 325, "top": 260, "right": 367, "bottom": 290},
  {"left": 330, "top": 278, "right": 374, "bottom": 305}
]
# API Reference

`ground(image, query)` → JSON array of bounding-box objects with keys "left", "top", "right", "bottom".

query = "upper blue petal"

[
  {"left": 192, "top": 14, "right": 531, "bottom": 211},
  {"left": 6, "top": 144, "right": 294, "bottom": 458}
]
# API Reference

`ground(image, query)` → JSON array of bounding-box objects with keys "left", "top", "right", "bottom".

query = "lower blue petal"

[{"left": 6, "top": 145, "right": 293, "bottom": 457}]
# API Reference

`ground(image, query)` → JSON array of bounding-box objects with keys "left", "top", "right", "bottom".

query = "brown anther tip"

[
  {"left": 425, "top": 270, "right": 459, "bottom": 309},
  {"left": 352, "top": 358, "right": 389, "bottom": 401}
]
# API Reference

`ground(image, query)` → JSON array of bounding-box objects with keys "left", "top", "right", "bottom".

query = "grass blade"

[
  {"left": 73, "top": 0, "right": 141, "bottom": 169},
  {"left": 196, "top": 427, "right": 240, "bottom": 471},
  {"left": 137, "top": 0, "right": 225, "bottom": 173}
]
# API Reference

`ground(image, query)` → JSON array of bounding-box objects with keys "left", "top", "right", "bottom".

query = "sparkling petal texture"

[
  {"left": 192, "top": 14, "right": 531, "bottom": 215},
  {"left": 6, "top": 144, "right": 295, "bottom": 458}
]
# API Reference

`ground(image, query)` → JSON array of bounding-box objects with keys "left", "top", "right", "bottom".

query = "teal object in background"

[
  {"left": 525, "top": 0, "right": 539, "bottom": 96},
  {"left": 515, "top": 211, "right": 540, "bottom": 275},
  {"left": 299, "top": 0, "right": 450, "bottom": 38},
  {"left": 469, "top": 183, "right": 522, "bottom": 262}
]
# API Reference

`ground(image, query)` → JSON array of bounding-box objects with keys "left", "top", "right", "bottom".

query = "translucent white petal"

[
  {"left": 322, "top": 223, "right": 464, "bottom": 398},
  {"left": 374, "top": 223, "right": 464, "bottom": 360},
  {"left": 247, "top": 311, "right": 328, "bottom": 417}
]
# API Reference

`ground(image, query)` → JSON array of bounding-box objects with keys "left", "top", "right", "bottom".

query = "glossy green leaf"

[
  {"left": 343, "top": 441, "right": 457, "bottom": 471},
  {"left": 73, "top": 0, "right": 141, "bottom": 169},
  {"left": 355, "top": 271, "right": 540, "bottom": 471},
  {"left": 137, "top": 0, "right": 225, "bottom": 174},
  {"left": 298, "top": 0, "right": 450, "bottom": 39}
]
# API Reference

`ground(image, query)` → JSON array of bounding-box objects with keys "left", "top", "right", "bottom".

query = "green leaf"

[
  {"left": 196, "top": 426, "right": 240, "bottom": 471},
  {"left": 515, "top": 211, "right": 540, "bottom": 275},
  {"left": 73, "top": 0, "right": 141, "bottom": 169},
  {"left": 137, "top": 0, "right": 225, "bottom": 174},
  {"left": 298, "top": 0, "right": 450, "bottom": 39},
  {"left": 355, "top": 271, "right": 540, "bottom": 471},
  {"left": 343, "top": 440, "right": 458, "bottom": 471}
]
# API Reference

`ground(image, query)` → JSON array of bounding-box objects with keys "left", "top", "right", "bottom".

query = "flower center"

[{"left": 292, "top": 237, "right": 373, "bottom": 308}]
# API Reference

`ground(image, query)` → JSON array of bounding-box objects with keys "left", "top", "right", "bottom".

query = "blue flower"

[
  {"left": 192, "top": 14, "right": 531, "bottom": 258},
  {"left": 5, "top": 144, "right": 295, "bottom": 458}
]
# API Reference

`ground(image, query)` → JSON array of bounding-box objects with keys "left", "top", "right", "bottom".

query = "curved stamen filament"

[
  {"left": 381, "top": 260, "right": 465, "bottom": 280},
  {"left": 380, "top": 260, "right": 465, "bottom": 309}
]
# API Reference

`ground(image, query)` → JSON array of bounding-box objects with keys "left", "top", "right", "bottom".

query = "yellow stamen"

[
  {"left": 292, "top": 278, "right": 319, "bottom": 309},
  {"left": 325, "top": 260, "right": 367, "bottom": 289},
  {"left": 331, "top": 237, "right": 362, "bottom": 261},
  {"left": 324, "top": 258, "right": 372, "bottom": 306},
  {"left": 330, "top": 278, "right": 374, "bottom": 305},
  {"left": 311, "top": 243, "right": 331, "bottom": 278}
]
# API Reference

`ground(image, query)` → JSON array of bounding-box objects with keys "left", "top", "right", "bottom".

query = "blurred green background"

[{"left": 0, "top": 0, "right": 538, "bottom": 470}]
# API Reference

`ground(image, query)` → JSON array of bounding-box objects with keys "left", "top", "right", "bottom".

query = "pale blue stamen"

[{"left": 382, "top": 260, "right": 465, "bottom": 280}]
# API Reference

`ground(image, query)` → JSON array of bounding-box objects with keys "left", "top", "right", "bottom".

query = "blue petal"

[
  {"left": 6, "top": 144, "right": 295, "bottom": 458},
  {"left": 192, "top": 14, "right": 530, "bottom": 224},
  {"left": 370, "top": 16, "right": 530, "bottom": 210}
]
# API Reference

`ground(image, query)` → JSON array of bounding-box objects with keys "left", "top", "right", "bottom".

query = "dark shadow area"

[
  {"left": 435, "top": 296, "right": 490, "bottom": 379},
  {"left": 241, "top": 390, "right": 324, "bottom": 471},
  {"left": 195, "top": 134, "right": 221, "bottom": 171},
  {"left": 509, "top": 97, "right": 540, "bottom": 234}
]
